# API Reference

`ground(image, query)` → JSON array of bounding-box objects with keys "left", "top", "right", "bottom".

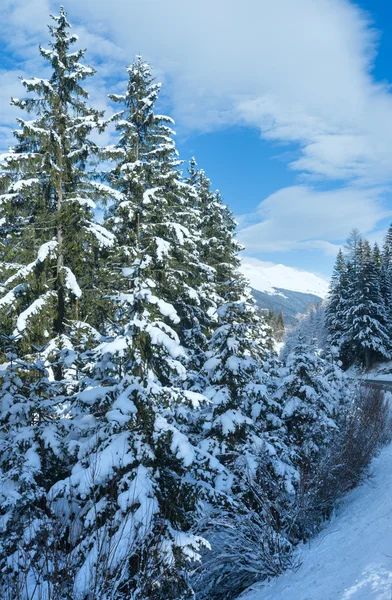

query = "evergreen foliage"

[
  {"left": 0, "top": 7, "right": 380, "bottom": 600},
  {"left": 0, "top": 7, "right": 114, "bottom": 360},
  {"left": 325, "top": 229, "right": 392, "bottom": 369},
  {"left": 277, "top": 336, "right": 337, "bottom": 470},
  {"left": 46, "top": 57, "right": 231, "bottom": 600}
]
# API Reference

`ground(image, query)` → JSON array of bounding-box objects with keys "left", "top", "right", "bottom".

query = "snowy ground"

[
  {"left": 363, "top": 361, "right": 392, "bottom": 382},
  {"left": 239, "top": 441, "right": 392, "bottom": 600}
]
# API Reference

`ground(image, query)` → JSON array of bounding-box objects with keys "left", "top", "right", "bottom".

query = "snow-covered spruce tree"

[
  {"left": 188, "top": 161, "right": 289, "bottom": 482},
  {"left": 0, "top": 8, "right": 115, "bottom": 597},
  {"left": 325, "top": 248, "right": 348, "bottom": 358},
  {"left": 381, "top": 223, "right": 392, "bottom": 326},
  {"left": 0, "top": 346, "right": 71, "bottom": 599},
  {"left": 277, "top": 336, "right": 357, "bottom": 541},
  {"left": 48, "top": 59, "right": 229, "bottom": 600},
  {"left": 276, "top": 335, "right": 337, "bottom": 474},
  {"left": 373, "top": 242, "right": 382, "bottom": 269},
  {"left": 343, "top": 239, "right": 390, "bottom": 369},
  {"left": 193, "top": 169, "right": 240, "bottom": 306},
  {"left": 0, "top": 7, "right": 114, "bottom": 362},
  {"left": 191, "top": 187, "right": 296, "bottom": 600},
  {"left": 187, "top": 162, "right": 276, "bottom": 378},
  {"left": 274, "top": 336, "right": 343, "bottom": 542},
  {"left": 192, "top": 181, "right": 280, "bottom": 477},
  {"left": 103, "top": 61, "right": 214, "bottom": 372}
]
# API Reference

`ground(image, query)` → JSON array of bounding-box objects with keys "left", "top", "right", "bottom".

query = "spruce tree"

[
  {"left": 192, "top": 182, "right": 292, "bottom": 509},
  {"left": 0, "top": 7, "right": 114, "bottom": 361},
  {"left": 195, "top": 187, "right": 266, "bottom": 471},
  {"left": 277, "top": 336, "right": 337, "bottom": 472},
  {"left": 104, "top": 60, "right": 213, "bottom": 371},
  {"left": 276, "top": 312, "right": 285, "bottom": 342},
  {"left": 48, "top": 59, "right": 228, "bottom": 600},
  {"left": 191, "top": 186, "right": 294, "bottom": 600},
  {"left": 325, "top": 249, "right": 348, "bottom": 358},
  {"left": 381, "top": 224, "right": 392, "bottom": 326},
  {"left": 0, "top": 8, "right": 115, "bottom": 596},
  {"left": 0, "top": 344, "right": 69, "bottom": 598},
  {"left": 343, "top": 240, "right": 390, "bottom": 369}
]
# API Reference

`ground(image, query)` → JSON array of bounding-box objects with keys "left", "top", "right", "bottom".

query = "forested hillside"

[
  {"left": 242, "top": 258, "right": 328, "bottom": 327},
  {"left": 0, "top": 9, "right": 389, "bottom": 600},
  {"left": 326, "top": 229, "right": 392, "bottom": 370},
  {"left": 285, "top": 228, "right": 392, "bottom": 372}
]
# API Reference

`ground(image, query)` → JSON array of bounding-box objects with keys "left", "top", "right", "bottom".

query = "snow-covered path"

[{"left": 240, "top": 442, "right": 392, "bottom": 600}]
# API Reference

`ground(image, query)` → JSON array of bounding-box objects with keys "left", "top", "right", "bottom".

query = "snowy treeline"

[
  {"left": 325, "top": 228, "right": 392, "bottom": 370},
  {"left": 262, "top": 309, "right": 285, "bottom": 343},
  {"left": 283, "top": 227, "right": 392, "bottom": 372},
  {"left": 0, "top": 9, "right": 387, "bottom": 600}
]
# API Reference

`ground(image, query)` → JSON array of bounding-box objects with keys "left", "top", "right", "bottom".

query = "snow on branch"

[
  {"left": 143, "top": 187, "right": 161, "bottom": 205},
  {"left": 87, "top": 222, "right": 116, "bottom": 247},
  {"left": 13, "top": 291, "right": 56, "bottom": 336},
  {"left": 89, "top": 181, "right": 125, "bottom": 202},
  {"left": 155, "top": 415, "right": 196, "bottom": 467},
  {"left": 0, "top": 284, "right": 25, "bottom": 309},
  {"left": 65, "top": 196, "right": 96, "bottom": 209},
  {"left": 9, "top": 178, "right": 39, "bottom": 192},
  {"left": 5, "top": 240, "right": 57, "bottom": 286},
  {"left": 62, "top": 266, "right": 82, "bottom": 298},
  {"left": 168, "top": 222, "right": 191, "bottom": 245}
]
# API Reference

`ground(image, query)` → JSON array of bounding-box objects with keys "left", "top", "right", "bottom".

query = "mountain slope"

[
  {"left": 241, "top": 258, "right": 329, "bottom": 298},
  {"left": 241, "top": 258, "right": 329, "bottom": 326},
  {"left": 239, "top": 439, "right": 392, "bottom": 600},
  {"left": 251, "top": 287, "right": 323, "bottom": 326}
]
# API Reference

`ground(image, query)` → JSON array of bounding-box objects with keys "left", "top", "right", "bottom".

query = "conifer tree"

[
  {"left": 343, "top": 240, "right": 390, "bottom": 369},
  {"left": 373, "top": 242, "right": 382, "bottom": 269},
  {"left": 381, "top": 223, "right": 392, "bottom": 324},
  {"left": 0, "top": 8, "right": 115, "bottom": 596},
  {"left": 191, "top": 186, "right": 294, "bottom": 600},
  {"left": 326, "top": 232, "right": 391, "bottom": 369},
  {"left": 104, "top": 60, "right": 213, "bottom": 370},
  {"left": 276, "top": 312, "right": 285, "bottom": 342},
  {"left": 0, "top": 344, "right": 69, "bottom": 598},
  {"left": 49, "top": 59, "right": 229, "bottom": 600},
  {"left": 195, "top": 185, "right": 287, "bottom": 499},
  {"left": 276, "top": 336, "right": 337, "bottom": 471},
  {"left": 0, "top": 7, "right": 114, "bottom": 362},
  {"left": 325, "top": 249, "right": 348, "bottom": 357}
]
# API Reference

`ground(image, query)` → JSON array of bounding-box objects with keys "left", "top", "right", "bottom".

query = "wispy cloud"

[
  {"left": 59, "top": 0, "right": 392, "bottom": 184},
  {"left": 1, "top": 0, "right": 392, "bottom": 262},
  {"left": 237, "top": 185, "right": 392, "bottom": 253}
]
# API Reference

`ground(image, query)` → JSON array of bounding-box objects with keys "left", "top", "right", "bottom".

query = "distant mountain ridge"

[{"left": 240, "top": 257, "right": 330, "bottom": 326}]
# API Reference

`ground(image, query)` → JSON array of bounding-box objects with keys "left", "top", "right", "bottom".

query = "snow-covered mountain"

[
  {"left": 241, "top": 257, "right": 330, "bottom": 325},
  {"left": 241, "top": 257, "right": 330, "bottom": 298}
]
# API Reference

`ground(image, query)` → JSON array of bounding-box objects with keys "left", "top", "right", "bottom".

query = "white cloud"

[
  {"left": 1, "top": 0, "right": 392, "bottom": 261},
  {"left": 1, "top": 0, "right": 391, "bottom": 185},
  {"left": 0, "top": 0, "right": 49, "bottom": 57},
  {"left": 237, "top": 185, "right": 392, "bottom": 253},
  {"left": 60, "top": 0, "right": 392, "bottom": 186}
]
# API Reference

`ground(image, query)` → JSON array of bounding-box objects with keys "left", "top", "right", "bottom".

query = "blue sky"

[{"left": 1, "top": 0, "right": 392, "bottom": 277}]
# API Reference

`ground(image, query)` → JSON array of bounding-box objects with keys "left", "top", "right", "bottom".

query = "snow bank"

[{"left": 239, "top": 441, "right": 392, "bottom": 600}]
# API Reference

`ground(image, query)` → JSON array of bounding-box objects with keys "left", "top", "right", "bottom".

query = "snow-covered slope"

[
  {"left": 241, "top": 257, "right": 329, "bottom": 299},
  {"left": 239, "top": 438, "right": 392, "bottom": 600}
]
